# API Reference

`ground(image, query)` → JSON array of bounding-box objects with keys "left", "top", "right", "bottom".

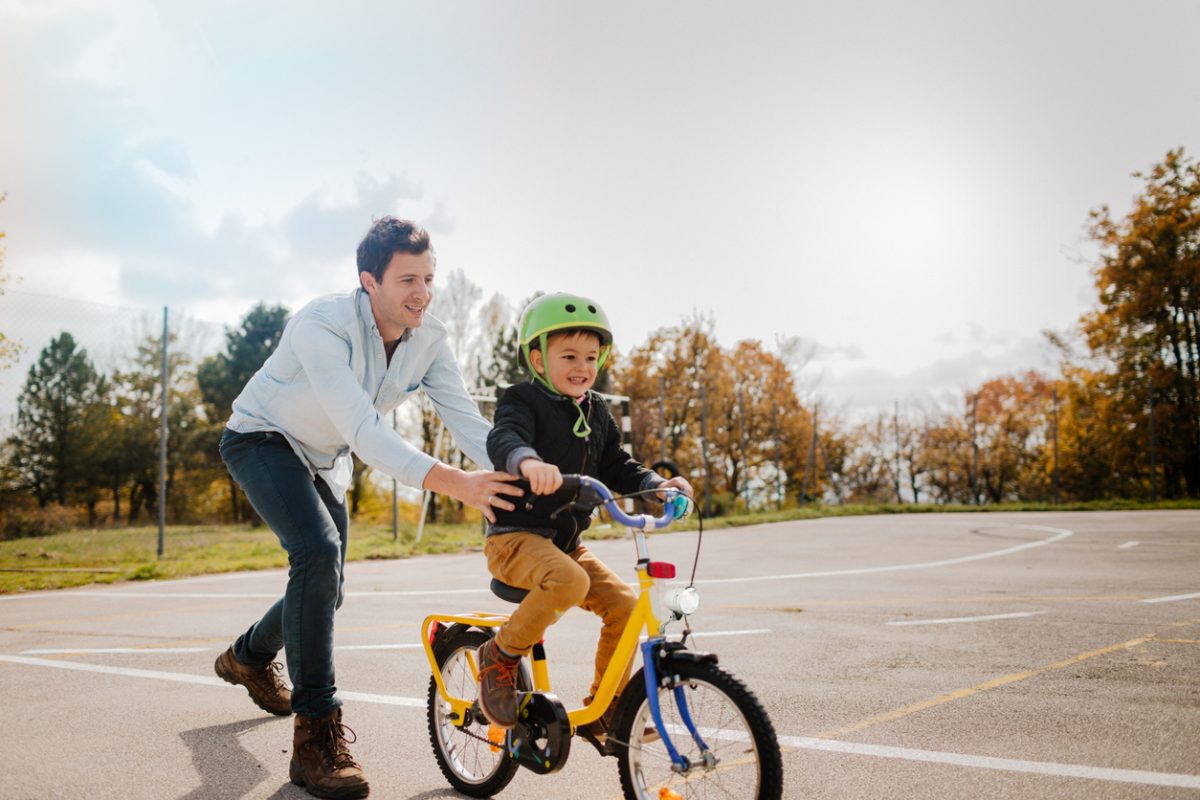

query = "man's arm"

[
  {"left": 291, "top": 314, "right": 520, "bottom": 516},
  {"left": 421, "top": 338, "right": 493, "bottom": 470}
]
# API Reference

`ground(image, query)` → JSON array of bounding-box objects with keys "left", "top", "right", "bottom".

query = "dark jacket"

[{"left": 486, "top": 381, "right": 662, "bottom": 552}]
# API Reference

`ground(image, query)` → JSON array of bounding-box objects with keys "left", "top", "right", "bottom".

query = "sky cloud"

[{"left": 2, "top": 0, "right": 1197, "bottom": 427}]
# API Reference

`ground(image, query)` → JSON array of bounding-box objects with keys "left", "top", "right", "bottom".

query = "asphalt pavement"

[{"left": 2, "top": 509, "right": 1198, "bottom": 799}]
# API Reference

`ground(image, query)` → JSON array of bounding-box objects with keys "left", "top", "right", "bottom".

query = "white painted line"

[
  {"left": 334, "top": 643, "right": 424, "bottom": 651},
  {"left": 338, "top": 690, "right": 424, "bottom": 707},
  {"left": 1118, "top": 541, "right": 1140, "bottom": 550},
  {"left": 0, "top": 654, "right": 229, "bottom": 687},
  {"left": 3, "top": 654, "right": 1196, "bottom": 788},
  {"left": 20, "top": 647, "right": 209, "bottom": 655},
  {"left": 0, "top": 588, "right": 491, "bottom": 602},
  {"left": 778, "top": 735, "right": 1200, "bottom": 790},
  {"left": 639, "top": 629, "right": 772, "bottom": 642},
  {"left": 0, "top": 654, "right": 427, "bottom": 706},
  {"left": 695, "top": 525, "right": 1073, "bottom": 585},
  {"left": 1140, "top": 591, "right": 1200, "bottom": 604},
  {"left": 887, "top": 611, "right": 1046, "bottom": 627}
]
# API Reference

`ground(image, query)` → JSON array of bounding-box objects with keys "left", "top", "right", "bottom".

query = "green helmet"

[
  {"left": 518, "top": 292, "right": 613, "bottom": 380},
  {"left": 518, "top": 293, "right": 612, "bottom": 438}
]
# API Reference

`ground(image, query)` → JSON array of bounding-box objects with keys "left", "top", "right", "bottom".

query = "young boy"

[{"left": 477, "top": 293, "right": 694, "bottom": 737}]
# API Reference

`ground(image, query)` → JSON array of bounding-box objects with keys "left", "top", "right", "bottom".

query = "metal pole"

[
  {"left": 1052, "top": 386, "right": 1060, "bottom": 504},
  {"left": 157, "top": 306, "right": 168, "bottom": 558},
  {"left": 658, "top": 375, "right": 666, "bottom": 466},
  {"left": 803, "top": 412, "right": 816, "bottom": 503},
  {"left": 772, "top": 400, "right": 782, "bottom": 510},
  {"left": 893, "top": 400, "right": 903, "bottom": 503},
  {"left": 699, "top": 384, "right": 711, "bottom": 517},
  {"left": 1149, "top": 386, "right": 1157, "bottom": 501},
  {"left": 391, "top": 408, "right": 399, "bottom": 542},
  {"left": 969, "top": 393, "right": 979, "bottom": 505},
  {"left": 737, "top": 390, "right": 747, "bottom": 507}
]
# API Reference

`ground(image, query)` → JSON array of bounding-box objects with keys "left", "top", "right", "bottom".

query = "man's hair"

[{"left": 356, "top": 217, "right": 433, "bottom": 282}]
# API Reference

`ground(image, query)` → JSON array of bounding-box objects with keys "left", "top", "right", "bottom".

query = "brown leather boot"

[
  {"left": 214, "top": 645, "right": 292, "bottom": 716},
  {"left": 289, "top": 708, "right": 369, "bottom": 799},
  {"left": 476, "top": 637, "right": 520, "bottom": 728}
]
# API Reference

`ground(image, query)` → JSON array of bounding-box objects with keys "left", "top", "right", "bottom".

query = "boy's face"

[{"left": 531, "top": 331, "right": 601, "bottom": 400}]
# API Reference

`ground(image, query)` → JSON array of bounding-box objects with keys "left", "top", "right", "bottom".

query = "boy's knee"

[{"left": 546, "top": 565, "right": 590, "bottom": 609}]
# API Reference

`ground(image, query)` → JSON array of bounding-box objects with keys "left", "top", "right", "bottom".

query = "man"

[{"left": 215, "top": 216, "right": 521, "bottom": 799}]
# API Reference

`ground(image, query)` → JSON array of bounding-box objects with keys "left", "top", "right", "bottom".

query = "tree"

[
  {"left": 1080, "top": 148, "right": 1200, "bottom": 497},
  {"left": 0, "top": 193, "right": 20, "bottom": 371},
  {"left": 197, "top": 303, "right": 289, "bottom": 521},
  {"left": 109, "top": 331, "right": 206, "bottom": 524},
  {"left": 6, "top": 333, "right": 109, "bottom": 511}
]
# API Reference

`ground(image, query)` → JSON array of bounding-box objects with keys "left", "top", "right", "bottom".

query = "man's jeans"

[{"left": 220, "top": 429, "right": 349, "bottom": 717}]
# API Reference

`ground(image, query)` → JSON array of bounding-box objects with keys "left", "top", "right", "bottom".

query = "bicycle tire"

[
  {"left": 426, "top": 626, "right": 520, "bottom": 798},
  {"left": 611, "top": 660, "right": 783, "bottom": 800}
]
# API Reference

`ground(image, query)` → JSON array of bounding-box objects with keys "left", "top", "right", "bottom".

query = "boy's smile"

[{"left": 531, "top": 331, "right": 601, "bottom": 400}]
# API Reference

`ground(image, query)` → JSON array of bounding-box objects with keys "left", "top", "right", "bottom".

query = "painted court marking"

[
  {"left": 1141, "top": 591, "right": 1200, "bottom": 604},
  {"left": 693, "top": 524, "right": 1073, "bottom": 584},
  {"left": 1, "top": 652, "right": 1196, "bottom": 790},
  {"left": 886, "top": 611, "right": 1045, "bottom": 627}
]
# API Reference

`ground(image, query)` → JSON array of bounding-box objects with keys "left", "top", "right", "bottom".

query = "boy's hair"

[
  {"left": 529, "top": 327, "right": 604, "bottom": 352},
  {"left": 356, "top": 217, "right": 434, "bottom": 282}
]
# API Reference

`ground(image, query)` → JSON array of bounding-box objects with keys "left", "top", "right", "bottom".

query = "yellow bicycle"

[{"left": 421, "top": 475, "right": 783, "bottom": 800}]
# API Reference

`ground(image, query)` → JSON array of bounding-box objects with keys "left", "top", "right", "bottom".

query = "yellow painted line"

[{"left": 818, "top": 618, "right": 1200, "bottom": 740}]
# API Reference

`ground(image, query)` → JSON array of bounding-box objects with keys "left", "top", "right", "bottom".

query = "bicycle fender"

[{"left": 656, "top": 640, "right": 718, "bottom": 668}]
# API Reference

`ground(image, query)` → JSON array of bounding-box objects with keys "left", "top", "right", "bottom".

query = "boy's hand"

[
  {"left": 520, "top": 459, "right": 563, "bottom": 495},
  {"left": 656, "top": 476, "right": 694, "bottom": 502}
]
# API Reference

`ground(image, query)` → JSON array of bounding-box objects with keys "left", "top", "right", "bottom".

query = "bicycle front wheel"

[
  {"left": 426, "top": 626, "right": 519, "bottom": 798},
  {"left": 612, "top": 660, "right": 783, "bottom": 800}
]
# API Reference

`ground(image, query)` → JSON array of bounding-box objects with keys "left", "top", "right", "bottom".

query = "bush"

[{"left": 1, "top": 502, "right": 83, "bottom": 540}]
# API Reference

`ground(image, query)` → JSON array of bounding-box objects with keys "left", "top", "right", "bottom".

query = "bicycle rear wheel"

[
  {"left": 427, "top": 626, "right": 519, "bottom": 798},
  {"left": 611, "top": 660, "right": 783, "bottom": 800}
]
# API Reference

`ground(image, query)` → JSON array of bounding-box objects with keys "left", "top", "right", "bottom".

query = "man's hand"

[
  {"left": 422, "top": 464, "right": 524, "bottom": 524},
  {"left": 519, "top": 458, "right": 562, "bottom": 495}
]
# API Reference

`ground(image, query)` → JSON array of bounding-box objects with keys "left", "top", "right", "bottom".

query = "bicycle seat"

[{"left": 490, "top": 578, "right": 530, "bottom": 604}]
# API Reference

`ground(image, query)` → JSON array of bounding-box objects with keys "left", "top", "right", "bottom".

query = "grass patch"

[{"left": 1, "top": 499, "right": 1196, "bottom": 594}]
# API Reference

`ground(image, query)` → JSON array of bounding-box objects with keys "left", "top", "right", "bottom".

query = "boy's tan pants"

[{"left": 485, "top": 532, "right": 638, "bottom": 700}]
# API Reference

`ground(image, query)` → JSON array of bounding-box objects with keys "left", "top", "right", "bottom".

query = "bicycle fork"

[{"left": 640, "top": 638, "right": 718, "bottom": 774}]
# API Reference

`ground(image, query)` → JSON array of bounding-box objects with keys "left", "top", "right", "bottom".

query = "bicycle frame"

[{"left": 421, "top": 476, "right": 695, "bottom": 742}]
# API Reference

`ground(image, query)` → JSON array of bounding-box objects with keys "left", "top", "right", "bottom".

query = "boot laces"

[
  {"left": 265, "top": 661, "right": 287, "bottom": 690},
  {"left": 323, "top": 718, "right": 361, "bottom": 771}
]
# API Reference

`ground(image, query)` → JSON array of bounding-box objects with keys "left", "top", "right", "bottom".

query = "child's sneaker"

[{"left": 477, "top": 638, "right": 520, "bottom": 728}]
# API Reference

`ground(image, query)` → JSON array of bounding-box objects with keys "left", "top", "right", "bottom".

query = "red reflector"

[{"left": 648, "top": 562, "right": 676, "bottom": 579}]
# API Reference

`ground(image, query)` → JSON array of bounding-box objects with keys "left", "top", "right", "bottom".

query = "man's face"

[
  {"left": 531, "top": 331, "right": 601, "bottom": 400},
  {"left": 361, "top": 250, "right": 435, "bottom": 335}
]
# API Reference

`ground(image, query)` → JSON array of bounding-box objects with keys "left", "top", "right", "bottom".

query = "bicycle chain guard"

[{"left": 506, "top": 691, "right": 571, "bottom": 774}]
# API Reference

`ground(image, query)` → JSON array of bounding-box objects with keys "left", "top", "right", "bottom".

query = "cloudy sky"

[{"left": 1, "top": 0, "right": 1197, "bottom": 421}]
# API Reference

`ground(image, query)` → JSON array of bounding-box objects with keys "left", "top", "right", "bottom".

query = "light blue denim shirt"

[{"left": 227, "top": 288, "right": 492, "bottom": 501}]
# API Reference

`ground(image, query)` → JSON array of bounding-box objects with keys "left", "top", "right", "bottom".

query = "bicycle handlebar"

[{"left": 559, "top": 474, "right": 684, "bottom": 530}]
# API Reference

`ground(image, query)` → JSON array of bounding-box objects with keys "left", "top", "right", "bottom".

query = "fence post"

[{"left": 157, "top": 306, "right": 168, "bottom": 558}]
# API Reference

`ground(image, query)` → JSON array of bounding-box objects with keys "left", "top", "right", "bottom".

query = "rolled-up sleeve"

[{"left": 291, "top": 314, "right": 439, "bottom": 487}]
